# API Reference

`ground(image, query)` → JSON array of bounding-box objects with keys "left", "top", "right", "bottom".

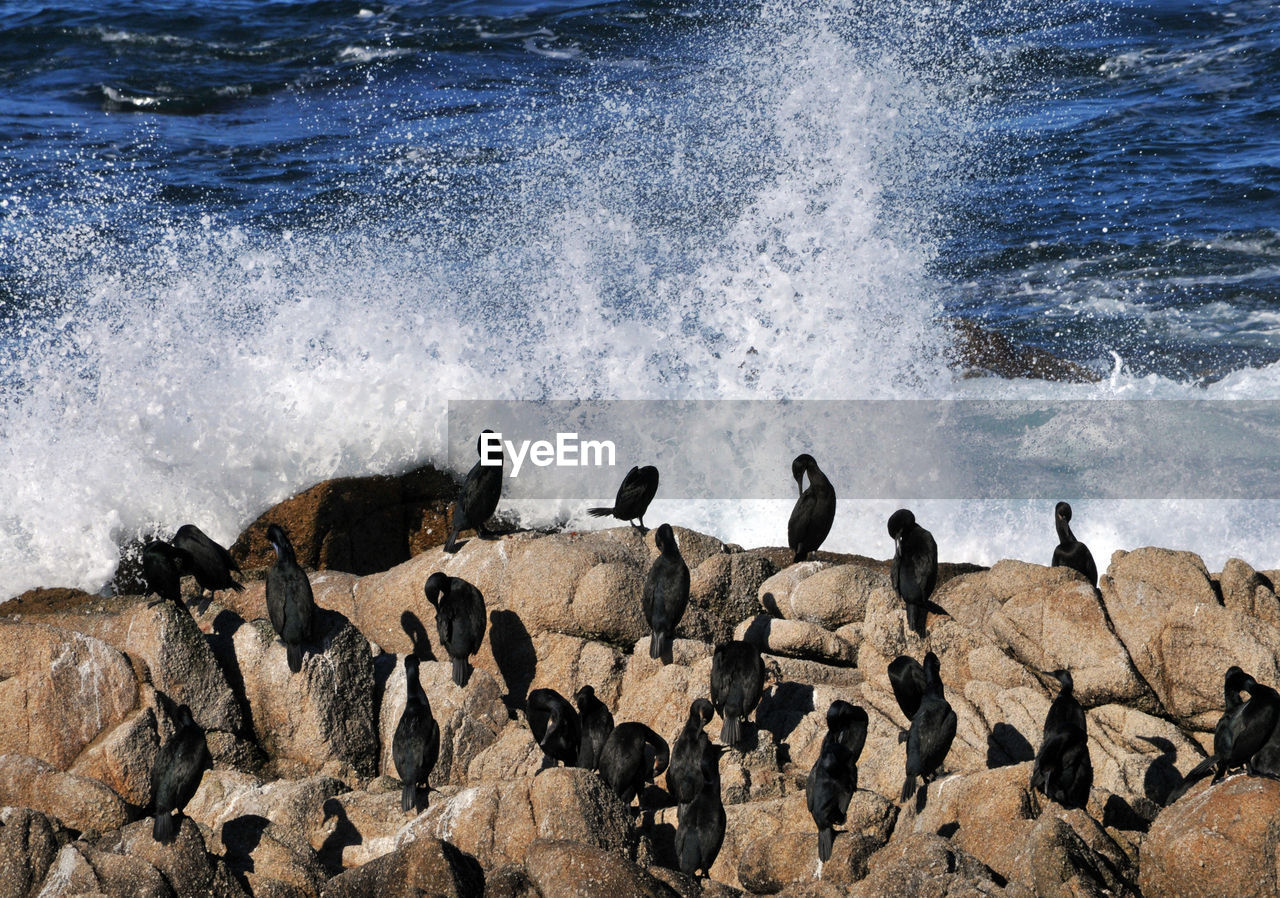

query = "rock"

[
  {"left": 1086, "top": 704, "right": 1207, "bottom": 814},
  {"left": 757, "top": 564, "right": 829, "bottom": 618},
  {"left": 0, "top": 622, "right": 139, "bottom": 769},
  {"left": 17, "top": 595, "right": 243, "bottom": 734},
  {"left": 483, "top": 865, "right": 542, "bottom": 898},
  {"left": 1023, "top": 814, "right": 1138, "bottom": 898},
  {"left": 737, "top": 831, "right": 818, "bottom": 894},
  {"left": 710, "top": 795, "right": 813, "bottom": 889},
  {"left": 616, "top": 647, "right": 714, "bottom": 751},
  {"left": 312, "top": 789, "right": 403, "bottom": 871},
  {"left": 0, "top": 754, "right": 129, "bottom": 834},
  {"left": 522, "top": 839, "right": 679, "bottom": 898},
  {"left": 187, "top": 770, "right": 348, "bottom": 856},
  {"left": 228, "top": 608, "right": 378, "bottom": 781},
  {"left": 1101, "top": 548, "right": 1280, "bottom": 727},
  {"left": 847, "top": 832, "right": 1033, "bottom": 898},
  {"left": 773, "top": 564, "right": 890, "bottom": 631},
  {"left": 733, "top": 617, "right": 855, "bottom": 666},
  {"left": 688, "top": 552, "right": 779, "bottom": 645},
  {"left": 68, "top": 695, "right": 162, "bottom": 809},
  {"left": 0, "top": 808, "right": 64, "bottom": 898},
  {"left": 1217, "top": 558, "right": 1280, "bottom": 625},
  {"left": 377, "top": 658, "right": 509, "bottom": 788},
  {"left": 1142, "top": 775, "right": 1280, "bottom": 898},
  {"left": 937, "top": 561, "right": 1151, "bottom": 709},
  {"left": 527, "top": 767, "right": 634, "bottom": 851},
  {"left": 36, "top": 842, "right": 174, "bottom": 898},
  {"left": 946, "top": 317, "right": 1100, "bottom": 383},
  {"left": 570, "top": 562, "right": 648, "bottom": 647},
  {"left": 231, "top": 465, "right": 459, "bottom": 575},
  {"left": 219, "top": 815, "right": 327, "bottom": 898},
  {"left": 319, "top": 837, "right": 484, "bottom": 898},
  {"left": 97, "top": 817, "right": 217, "bottom": 897},
  {"left": 505, "top": 534, "right": 643, "bottom": 641}
]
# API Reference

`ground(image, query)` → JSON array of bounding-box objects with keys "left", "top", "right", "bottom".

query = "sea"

[{"left": 2, "top": 0, "right": 1278, "bottom": 597}]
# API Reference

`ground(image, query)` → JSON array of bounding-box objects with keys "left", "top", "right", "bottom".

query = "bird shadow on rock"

[
  {"left": 371, "top": 649, "right": 399, "bottom": 730},
  {"left": 1140, "top": 735, "right": 1183, "bottom": 809},
  {"left": 489, "top": 609, "right": 536, "bottom": 715},
  {"left": 986, "top": 722, "right": 1035, "bottom": 769},
  {"left": 206, "top": 610, "right": 254, "bottom": 734},
  {"left": 221, "top": 814, "right": 271, "bottom": 876},
  {"left": 400, "top": 610, "right": 437, "bottom": 662},
  {"left": 758, "top": 681, "right": 815, "bottom": 745},
  {"left": 318, "top": 798, "right": 361, "bottom": 876}
]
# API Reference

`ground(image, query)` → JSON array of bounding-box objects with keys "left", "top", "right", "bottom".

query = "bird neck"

[{"left": 1056, "top": 516, "right": 1075, "bottom": 546}]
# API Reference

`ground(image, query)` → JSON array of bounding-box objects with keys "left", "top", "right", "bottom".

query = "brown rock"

[
  {"left": 571, "top": 562, "right": 647, "bottom": 646},
  {"left": 737, "top": 831, "right": 819, "bottom": 894},
  {"left": 757, "top": 564, "right": 830, "bottom": 618},
  {"left": 1023, "top": 814, "right": 1137, "bottom": 898},
  {"left": 0, "top": 755, "right": 129, "bottom": 834},
  {"left": 483, "top": 865, "right": 542, "bottom": 898},
  {"left": 848, "top": 832, "right": 1032, "bottom": 898},
  {"left": 527, "top": 767, "right": 634, "bottom": 851},
  {"left": 319, "top": 837, "right": 483, "bottom": 898},
  {"left": 97, "top": 817, "right": 217, "bottom": 897},
  {"left": 69, "top": 697, "right": 162, "bottom": 809},
  {"left": 0, "top": 622, "right": 139, "bottom": 769},
  {"left": 226, "top": 608, "right": 378, "bottom": 781},
  {"left": 733, "top": 617, "right": 855, "bottom": 666},
  {"left": 312, "top": 789, "right": 403, "bottom": 871},
  {"left": 187, "top": 770, "right": 348, "bottom": 856},
  {"left": 710, "top": 795, "right": 813, "bottom": 888},
  {"left": 774, "top": 565, "right": 890, "bottom": 630},
  {"left": 405, "top": 779, "right": 538, "bottom": 870},
  {"left": 219, "top": 815, "right": 327, "bottom": 898},
  {"left": 687, "top": 552, "right": 779, "bottom": 645},
  {"left": 37, "top": 842, "right": 174, "bottom": 898},
  {"left": 522, "top": 839, "right": 679, "bottom": 898},
  {"left": 1142, "top": 775, "right": 1280, "bottom": 898},
  {"left": 1102, "top": 547, "right": 1280, "bottom": 727},
  {"left": 0, "top": 808, "right": 64, "bottom": 898},
  {"left": 1217, "top": 557, "right": 1280, "bottom": 625},
  {"left": 231, "top": 465, "right": 459, "bottom": 575}
]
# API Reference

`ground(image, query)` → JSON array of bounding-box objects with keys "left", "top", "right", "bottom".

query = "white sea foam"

[{"left": 4, "top": 0, "right": 1280, "bottom": 598}]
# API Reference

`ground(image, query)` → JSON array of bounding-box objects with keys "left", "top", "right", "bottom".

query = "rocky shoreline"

[{"left": 3, "top": 479, "right": 1279, "bottom": 897}]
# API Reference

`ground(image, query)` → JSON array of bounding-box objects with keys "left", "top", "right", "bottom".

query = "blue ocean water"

[{"left": 1, "top": 0, "right": 1278, "bottom": 594}]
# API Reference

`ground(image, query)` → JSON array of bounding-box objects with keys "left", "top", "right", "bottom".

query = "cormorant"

[
  {"left": 1051, "top": 502, "right": 1098, "bottom": 587},
  {"left": 807, "top": 701, "right": 865, "bottom": 863},
  {"left": 574, "top": 685, "right": 614, "bottom": 771},
  {"left": 265, "top": 523, "right": 315, "bottom": 674},
  {"left": 675, "top": 743, "right": 726, "bottom": 878},
  {"left": 668, "top": 698, "right": 715, "bottom": 809},
  {"left": 445, "top": 430, "right": 503, "bottom": 553},
  {"left": 888, "top": 509, "right": 937, "bottom": 637},
  {"left": 423, "top": 572, "right": 487, "bottom": 687},
  {"left": 901, "top": 651, "right": 956, "bottom": 805},
  {"left": 787, "top": 454, "right": 836, "bottom": 563},
  {"left": 588, "top": 465, "right": 660, "bottom": 533},
  {"left": 526, "top": 688, "right": 581, "bottom": 769},
  {"left": 1176, "top": 666, "right": 1280, "bottom": 790},
  {"left": 887, "top": 655, "right": 928, "bottom": 739},
  {"left": 152, "top": 704, "right": 212, "bottom": 843},
  {"left": 598, "top": 722, "right": 670, "bottom": 806},
  {"left": 1030, "top": 670, "right": 1092, "bottom": 811},
  {"left": 393, "top": 655, "right": 440, "bottom": 812},
  {"left": 142, "top": 540, "right": 191, "bottom": 609},
  {"left": 643, "top": 523, "right": 689, "bottom": 661},
  {"left": 171, "top": 524, "right": 243, "bottom": 603},
  {"left": 710, "top": 640, "right": 766, "bottom": 749}
]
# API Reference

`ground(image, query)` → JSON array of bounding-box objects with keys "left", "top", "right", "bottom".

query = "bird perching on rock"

[
  {"left": 676, "top": 742, "right": 726, "bottom": 879},
  {"left": 266, "top": 523, "right": 315, "bottom": 674},
  {"left": 668, "top": 698, "right": 715, "bottom": 811},
  {"left": 599, "top": 722, "right": 670, "bottom": 808},
  {"left": 1051, "top": 501, "right": 1098, "bottom": 587},
  {"left": 142, "top": 540, "right": 192, "bottom": 609},
  {"left": 888, "top": 509, "right": 937, "bottom": 638},
  {"left": 710, "top": 639, "right": 766, "bottom": 750},
  {"left": 807, "top": 700, "right": 868, "bottom": 863},
  {"left": 527, "top": 688, "right": 581, "bottom": 770},
  {"left": 171, "top": 524, "right": 243, "bottom": 609},
  {"left": 445, "top": 429, "right": 504, "bottom": 553},
  {"left": 1030, "top": 669, "right": 1092, "bottom": 813},
  {"left": 787, "top": 454, "right": 836, "bottom": 564},
  {"left": 574, "top": 685, "right": 614, "bottom": 772},
  {"left": 643, "top": 523, "right": 689, "bottom": 663},
  {"left": 424, "top": 572, "right": 486, "bottom": 688},
  {"left": 393, "top": 655, "right": 440, "bottom": 813},
  {"left": 901, "top": 651, "right": 956, "bottom": 808},
  {"left": 588, "top": 464, "right": 659, "bottom": 534},
  {"left": 151, "top": 704, "right": 211, "bottom": 843}
]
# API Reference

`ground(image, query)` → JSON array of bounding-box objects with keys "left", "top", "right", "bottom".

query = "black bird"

[
  {"left": 598, "top": 722, "right": 670, "bottom": 806},
  {"left": 393, "top": 655, "right": 440, "bottom": 813},
  {"left": 171, "top": 524, "right": 243, "bottom": 603},
  {"left": 527, "top": 688, "right": 581, "bottom": 769},
  {"left": 643, "top": 523, "right": 689, "bottom": 661},
  {"left": 807, "top": 701, "right": 866, "bottom": 863},
  {"left": 1030, "top": 670, "right": 1092, "bottom": 811},
  {"left": 710, "top": 640, "right": 766, "bottom": 749},
  {"left": 423, "top": 572, "right": 487, "bottom": 687},
  {"left": 787, "top": 454, "right": 836, "bottom": 564},
  {"left": 1051, "top": 502, "right": 1098, "bottom": 587},
  {"left": 1176, "top": 667, "right": 1280, "bottom": 790},
  {"left": 574, "top": 685, "right": 614, "bottom": 771},
  {"left": 142, "top": 540, "right": 191, "bottom": 608},
  {"left": 887, "top": 655, "right": 929, "bottom": 734},
  {"left": 888, "top": 509, "right": 938, "bottom": 637},
  {"left": 588, "top": 465, "right": 660, "bottom": 533},
  {"left": 445, "top": 430, "right": 504, "bottom": 553},
  {"left": 901, "top": 651, "right": 956, "bottom": 805},
  {"left": 675, "top": 743, "right": 726, "bottom": 878},
  {"left": 152, "top": 704, "right": 212, "bottom": 842},
  {"left": 265, "top": 523, "right": 315, "bottom": 674},
  {"left": 668, "top": 698, "right": 715, "bottom": 809}
]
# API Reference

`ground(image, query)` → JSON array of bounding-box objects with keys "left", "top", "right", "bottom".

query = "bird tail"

[
  {"left": 677, "top": 829, "right": 702, "bottom": 877},
  {"left": 153, "top": 811, "right": 177, "bottom": 843},
  {"left": 402, "top": 782, "right": 417, "bottom": 813},
  {"left": 287, "top": 643, "right": 303, "bottom": 674},
  {"left": 444, "top": 520, "right": 462, "bottom": 554},
  {"left": 650, "top": 630, "right": 670, "bottom": 660},
  {"left": 1167, "top": 755, "right": 1218, "bottom": 803},
  {"left": 720, "top": 714, "right": 742, "bottom": 749},
  {"left": 818, "top": 826, "right": 835, "bottom": 863},
  {"left": 228, "top": 579, "right": 244, "bottom": 593},
  {"left": 907, "top": 602, "right": 926, "bottom": 637},
  {"left": 452, "top": 656, "right": 471, "bottom": 688},
  {"left": 901, "top": 774, "right": 918, "bottom": 803},
  {"left": 793, "top": 549, "right": 805, "bottom": 564},
  {"left": 587, "top": 506, "right": 614, "bottom": 518}
]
